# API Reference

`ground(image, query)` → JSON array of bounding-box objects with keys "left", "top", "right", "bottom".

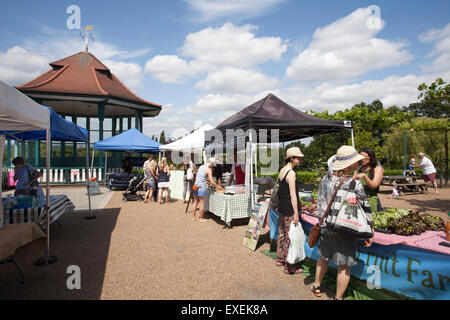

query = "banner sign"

[
  {"left": 243, "top": 203, "right": 269, "bottom": 251},
  {"left": 300, "top": 220, "right": 450, "bottom": 300}
]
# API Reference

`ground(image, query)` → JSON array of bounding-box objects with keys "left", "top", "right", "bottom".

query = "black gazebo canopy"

[{"left": 209, "top": 93, "right": 349, "bottom": 142}]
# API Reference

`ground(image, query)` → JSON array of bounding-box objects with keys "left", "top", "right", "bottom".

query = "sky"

[{"left": 1, "top": 0, "right": 449, "bottom": 142}]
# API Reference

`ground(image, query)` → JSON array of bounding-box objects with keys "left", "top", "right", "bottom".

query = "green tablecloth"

[{"left": 205, "top": 189, "right": 256, "bottom": 224}]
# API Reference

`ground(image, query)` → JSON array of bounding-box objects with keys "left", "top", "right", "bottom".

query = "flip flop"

[
  {"left": 310, "top": 284, "right": 322, "bottom": 298},
  {"left": 276, "top": 261, "right": 284, "bottom": 267},
  {"left": 284, "top": 267, "right": 303, "bottom": 275}
]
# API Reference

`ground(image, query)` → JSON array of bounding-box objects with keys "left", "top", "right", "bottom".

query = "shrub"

[{"left": 262, "top": 171, "right": 320, "bottom": 184}]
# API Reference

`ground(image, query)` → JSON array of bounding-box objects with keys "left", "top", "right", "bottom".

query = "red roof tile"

[{"left": 16, "top": 51, "right": 161, "bottom": 108}]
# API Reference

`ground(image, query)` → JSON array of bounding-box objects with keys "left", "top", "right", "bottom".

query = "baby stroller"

[{"left": 122, "top": 176, "right": 145, "bottom": 202}]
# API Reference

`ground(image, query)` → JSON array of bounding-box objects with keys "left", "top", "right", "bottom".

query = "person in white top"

[{"left": 413, "top": 152, "right": 438, "bottom": 194}]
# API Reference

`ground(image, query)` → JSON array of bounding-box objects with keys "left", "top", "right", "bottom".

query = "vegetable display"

[
  {"left": 374, "top": 209, "right": 446, "bottom": 236},
  {"left": 373, "top": 208, "right": 410, "bottom": 230},
  {"left": 387, "top": 212, "right": 445, "bottom": 236}
]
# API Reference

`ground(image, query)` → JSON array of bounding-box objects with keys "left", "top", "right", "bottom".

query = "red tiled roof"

[{"left": 16, "top": 51, "right": 161, "bottom": 108}]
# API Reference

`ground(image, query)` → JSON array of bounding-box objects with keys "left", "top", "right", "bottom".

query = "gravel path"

[{"left": 0, "top": 191, "right": 329, "bottom": 300}]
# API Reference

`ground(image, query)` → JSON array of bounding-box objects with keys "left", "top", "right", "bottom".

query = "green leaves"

[
  {"left": 373, "top": 208, "right": 411, "bottom": 229},
  {"left": 410, "top": 78, "right": 449, "bottom": 118}
]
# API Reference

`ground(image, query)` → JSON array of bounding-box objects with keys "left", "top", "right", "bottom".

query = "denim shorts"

[
  {"left": 146, "top": 179, "right": 156, "bottom": 190},
  {"left": 194, "top": 186, "right": 207, "bottom": 197}
]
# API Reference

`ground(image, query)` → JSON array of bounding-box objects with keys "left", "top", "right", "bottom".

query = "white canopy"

[
  {"left": 0, "top": 80, "right": 49, "bottom": 131},
  {"left": 160, "top": 124, "right": 214, "bottom": 152},
  {"left": 0, "top": 80, "right": 52, "bottom": 264}
]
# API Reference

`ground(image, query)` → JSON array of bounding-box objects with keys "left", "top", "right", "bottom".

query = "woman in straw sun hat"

[
  {"left": 276, "top": 147, "right": 304, "bottom": 275},
  {"left": 310, "top": 145, "right": 374, "bottom": 300}
]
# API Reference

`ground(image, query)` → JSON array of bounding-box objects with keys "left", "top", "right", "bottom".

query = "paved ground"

[
  {"left": 1, "top": 185, "right": 447, "bottom": 300},
  {"left": 378, "top": 185, "right": 450, "bottom": 220},
  {"left": 0, "top": 189, "right": 328, "bottom": 300}
]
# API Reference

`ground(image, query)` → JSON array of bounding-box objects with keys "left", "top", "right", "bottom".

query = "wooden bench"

[{"left": 392, "top": 182, "right": 428, "bottom": 195}]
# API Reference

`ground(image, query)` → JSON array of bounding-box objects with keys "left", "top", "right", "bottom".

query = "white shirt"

[{"left": 420, "top": 157, "right": 436, "bottom": 175}]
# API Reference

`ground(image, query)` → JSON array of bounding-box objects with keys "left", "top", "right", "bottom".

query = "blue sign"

[{"left": 300, "top": 220, "right": 450, "bottom": 300}]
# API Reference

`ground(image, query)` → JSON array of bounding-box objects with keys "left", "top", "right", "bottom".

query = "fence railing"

[{"left": 3, "top": 167, "right": 143, "bottom": 185}]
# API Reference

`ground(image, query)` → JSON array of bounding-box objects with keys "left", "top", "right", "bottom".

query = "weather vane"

[{"left": 79, "top": 25, "right": 95, "bottom": 52}]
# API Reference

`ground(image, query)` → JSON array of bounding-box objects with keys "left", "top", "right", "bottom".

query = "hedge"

[{"left": 262, "top": 171, "right": 321, "bottom": 184}]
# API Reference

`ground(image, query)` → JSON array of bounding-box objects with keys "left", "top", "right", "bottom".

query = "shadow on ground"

[
  {"left": 405, "top": 198, "right": 450, "bottom": 213},
  {"left": 0, "top": 207, "right": 121, "bottom": 299}
]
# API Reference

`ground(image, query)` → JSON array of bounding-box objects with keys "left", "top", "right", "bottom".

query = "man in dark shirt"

[{"left": 212, "top": 163, "right": 223, "bottom": 187}]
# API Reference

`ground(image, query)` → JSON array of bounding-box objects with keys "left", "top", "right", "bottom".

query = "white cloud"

[
  {"left": 181, "top": 23, "right": 287, "bottom": 68},
  {"left": 144, "top": 55, "right": 193, "bottom": 83},
  {"left": 143, "top": 103, "right": 200, "bottom": 139},
  {"left": 418, "top": 23, "right": 450, "bottom": 43},
  {"left": 420, "top": 23, "right": 450, "bottom": 73},
  {"left": 103, "top": 60, "right": 144, "bottom": 91},
  {"left": 0, "top": 46, "right": 49, "bottom": 85},
  {"left": 179, "top": 90, "right": 279, "bottom": 117},
  {"left": 286, "top": 7, "right": 413, "bottom": 82},
  {"left": 195, "top": 67, "right": 280, "bottom": 94},
  {"left": 144, "top": 23, "right": 287, "bottom": 90},
  {"left": 184, "top": 0, "right": 287, "bottom": 22},
  {"left": 283, "top": 72, "right": 450, "bottom": 113}
]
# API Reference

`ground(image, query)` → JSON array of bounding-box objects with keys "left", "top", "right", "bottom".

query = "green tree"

[
  {"left": 407, "top": 78, "right": 449, "bottom": 118},
  {"left": 159, "top": 131, "right": 166, "bottom": 144},
  {"left": 308, "top": 100, "right": 412, "bottom": 165}
]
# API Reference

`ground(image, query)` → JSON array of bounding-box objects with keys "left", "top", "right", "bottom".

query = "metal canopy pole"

[
  {"left": 85, "top": 142, "right": 95, "bottom": 220},
  {"left": 43, "top": 129, "right": 57, "bottom": 265},
  {"left": 351, "top": 129, "right": 355, "bottom": 148}
]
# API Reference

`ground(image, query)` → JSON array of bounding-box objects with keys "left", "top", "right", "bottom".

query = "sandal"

[
  {"left": 310, "top": 284, "right": 322, "bottom": 298},
  {"left": 284, "top": 267, "right": 303, "bottom": 275},
  {"left": 276, "top": 261, "right": 284, "bottom": 267}
]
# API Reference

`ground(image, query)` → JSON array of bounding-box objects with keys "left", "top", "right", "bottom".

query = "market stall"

[
  {"left": 93, "top": 128, "right": 161, "bottom": 190},
  {"left": 205, "top": 185, "right": 257, "bottom": 226},
  {"left": 3, "top": 195, "right": 75, "bottom": 226},
  {"left": 0, "top": 80, "right": 88, "bottom": 265},
  {"left": 261, "top": 199, "right": 450, "bottom": 300},
  {"left": 299, "top": 213, "right": 450, "bottom": 300},
  {"left": 205, "top": 93, "right": 350, "bottom": 223},
  {"left": 160, "top": 124, "right": 213, "bottom": 200}
]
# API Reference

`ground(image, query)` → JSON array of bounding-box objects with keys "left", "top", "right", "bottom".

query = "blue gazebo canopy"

[
  {"left": 1, "top": 106, "right": 88, "bottom": 142},
  {"left": 93, "top": 128, "right": 161, "bottom": 153}
]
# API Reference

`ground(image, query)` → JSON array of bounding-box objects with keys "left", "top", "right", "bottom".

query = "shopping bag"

[
  {"left": 325, "top": 180, "right": 374, "bottom": 239},
  {"left": 287, "top": 222, "right": 306, "bottom": 264},
  {"left": 187, "top": 168, "right": 194, "bottom": 181}
]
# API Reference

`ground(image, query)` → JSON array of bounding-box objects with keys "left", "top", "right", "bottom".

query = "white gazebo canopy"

[
  {"left": 0, "top": 80, "right": 49, "bottom": 132},
  {"left": 0, "top": 80, "right": 51, "bottom": 262},
  {"left": 160, "top": 124, "right": 214, "bottom": 153}
]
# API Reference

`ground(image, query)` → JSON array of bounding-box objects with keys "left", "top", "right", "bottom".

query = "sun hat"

[
  {"left": 331, "top": 146, "right": 368, "bottom": 171},
  {"left": 208, "top": 157, "right": 217, "bottom": 166},
  {"left": 285, "top": 147, "right": 304, "bottom": 159},
  {"left": 418, "top": 152, "right": 425, "bottom": 156}
]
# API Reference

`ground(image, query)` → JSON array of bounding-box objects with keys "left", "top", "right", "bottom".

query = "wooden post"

[{"left": 439, "top": 157, "right": 443, "bottom": 188}]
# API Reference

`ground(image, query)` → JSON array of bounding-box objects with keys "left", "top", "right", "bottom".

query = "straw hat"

[
  {"left": 207, "top": 157, "right": 217, "bottom": 166},
  {"left": 285, "top": 147, "right": 304, "bottom": 159},
  {"left": 331, "top": 146, "right": 367, "bottom": 171}
]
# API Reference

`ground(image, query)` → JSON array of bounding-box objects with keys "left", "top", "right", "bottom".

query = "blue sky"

[{"left": 1, "top": 0, "right": 449, "bottom": 141}]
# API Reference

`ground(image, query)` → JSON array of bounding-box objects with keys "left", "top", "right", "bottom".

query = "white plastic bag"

[
  {"left": 287, "top": 221, "right": 306, "bottom": 264},
  {"left": 186, "top": 168, "right": 194, "bottom": 181}
]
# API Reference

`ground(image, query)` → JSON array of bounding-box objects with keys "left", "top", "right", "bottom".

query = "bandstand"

[{"left": 4, "top": 51, "right": 161, "bottom": 183}]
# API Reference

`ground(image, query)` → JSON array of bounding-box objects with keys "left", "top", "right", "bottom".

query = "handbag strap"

[{"left": 318, "top": 177, "right": 347, "bottom": 226}]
